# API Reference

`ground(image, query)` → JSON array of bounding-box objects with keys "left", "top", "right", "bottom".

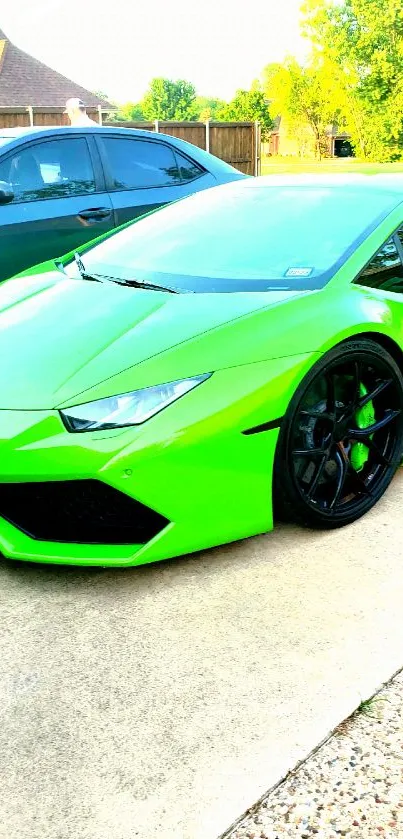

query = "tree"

[
  {"left": 263, "top": 59, "right": 340, "bottom": 158},
  {"left": 140, "top": 78, "right": 197, "bottom": 120},
  {"left": 301, "top": 0, "right": 403, "bottom": 160},
  {"left": 218, "top": 83, "right": 273, "bottom": 138},
  {"left": 192, "top": 96, "right": 227, "bottom": 121},
  {"left": 115, "top": 102, "right": 145, "bottom": 122}
]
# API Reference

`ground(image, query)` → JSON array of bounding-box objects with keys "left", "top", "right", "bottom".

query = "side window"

[
  {"left": 355, "top": 231, "right": 403, "bottom": 294},
  {"left": 101, "top": 137, "right": 182, "bottom": 190},
  {"left": 0, "top": 138, "right": 95, "bottom": 202},
  {"left": 396, "top": 227, "right": 403, "bottom": 253},
  {"left": 174, "top": 151, "right": 204, "bottom": 182}
]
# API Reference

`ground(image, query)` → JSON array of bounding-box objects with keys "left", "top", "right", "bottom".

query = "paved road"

[{"left": 1, "top": 472, "right": 402, "bottom": 839}]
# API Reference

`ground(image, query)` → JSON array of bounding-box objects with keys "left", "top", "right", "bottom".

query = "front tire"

[{"left": 274, "top": 339, "right": 403, "bottom": 529}]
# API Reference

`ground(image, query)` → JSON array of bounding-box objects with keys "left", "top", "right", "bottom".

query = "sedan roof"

[{"left": 0, "top": 125, "right": 245, "bottom": 179}]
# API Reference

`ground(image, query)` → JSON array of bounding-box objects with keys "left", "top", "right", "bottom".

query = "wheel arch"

[
  {"left": 335, "top": 331, "right": 403, "bottom": 377},
  {"left": 279, "top": 331, "right": 403, "bottom": 426}
]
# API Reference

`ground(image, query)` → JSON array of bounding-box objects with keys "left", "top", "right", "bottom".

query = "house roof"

[{"left": 0, "top": 28, "right": 113, "bottom": 108}]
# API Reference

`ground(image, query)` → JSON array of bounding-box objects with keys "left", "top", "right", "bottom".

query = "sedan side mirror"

[{"left": 0, "top": 181, "right": 14, "bottom": 205}]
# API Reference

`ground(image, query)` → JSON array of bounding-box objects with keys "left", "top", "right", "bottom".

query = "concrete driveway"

[{"left": 1, "top": 471, "right": 402, "bottom": 839}]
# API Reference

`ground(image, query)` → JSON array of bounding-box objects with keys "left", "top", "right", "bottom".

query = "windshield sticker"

[{"left": 285, "top": 267, "right": 314, "bottom": 278}]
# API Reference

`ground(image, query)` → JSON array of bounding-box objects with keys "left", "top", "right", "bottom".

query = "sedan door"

[
  {"left": 0, "top": 135, "right": 114, "bottom": 280},
  {"left": 96, "top": 134, "right": 217, "bottom": 226}
]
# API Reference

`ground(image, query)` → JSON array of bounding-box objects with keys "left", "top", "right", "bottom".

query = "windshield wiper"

[
  {"left": 107, "top": 277, "right": 179, "bottom": 293},
  {"left": 73, "top": 252, "right": 106, "bottom": 283},
  {"left": 73, "top": 253, "right": 179, "bottom": 292}
]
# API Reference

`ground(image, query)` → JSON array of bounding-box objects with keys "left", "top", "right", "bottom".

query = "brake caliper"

[{"left": 350, "top": 383, "right": 374, "bottom": 471}]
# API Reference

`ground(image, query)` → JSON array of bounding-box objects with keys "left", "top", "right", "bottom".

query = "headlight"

[{"left": 59, "top": 374, "right": 212, "bottom": 432}]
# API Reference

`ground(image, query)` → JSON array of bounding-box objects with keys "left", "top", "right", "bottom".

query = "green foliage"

[
  {"left": 107, "top": 80, "right": 273, "bottom": 131},
  {"left": 192, "top": 96, "right": 227, "bottom": 121},
  {"left": 114, "top": 91, "right": 227, "bottom": 124},
  {"left": 301, "top": 0, "right": 403, "bottom": 161},
  {"left": 114, "top": 102, "right": 145, "bottom": 122},
  {"left": 218, "top": 83, "right": 273, "bottom": 138},
  {"left": 263, "top": 59, "right": 340, "bottom": 158},
  {"left": 141, "top": 77, "right": 197, "bottom": 121}
]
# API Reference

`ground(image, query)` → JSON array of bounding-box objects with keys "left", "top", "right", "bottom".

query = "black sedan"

[{"left": 0, "top": 125, "right": 245, "bottom": 280}]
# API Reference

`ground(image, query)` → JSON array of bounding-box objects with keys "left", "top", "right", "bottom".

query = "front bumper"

[{"left": 0, "top": 354, "right": 316, "bottom": 566}]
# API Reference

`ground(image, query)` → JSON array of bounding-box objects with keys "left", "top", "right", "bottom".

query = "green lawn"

[{"left": 260, "top": 158, "right": 403, "bottom": 176}]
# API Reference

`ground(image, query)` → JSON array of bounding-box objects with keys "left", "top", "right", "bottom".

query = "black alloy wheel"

[{"left": 274, "top": 339, "right": 403, "bottom": 528}]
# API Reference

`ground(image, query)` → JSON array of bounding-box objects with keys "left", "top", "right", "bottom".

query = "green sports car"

[{"left": 1, "top": 174, "right": 403, "bottom": 567}]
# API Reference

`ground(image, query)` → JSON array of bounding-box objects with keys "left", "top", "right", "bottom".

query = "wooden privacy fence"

[
  {"left": 0, "top": 107, "right": 261, "bottom": 175},
  {"left": 108, "top": 120, "right": 262, "bottom": 175}
]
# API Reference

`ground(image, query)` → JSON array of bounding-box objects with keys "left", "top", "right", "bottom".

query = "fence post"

[
  {"left": 98, "top": 106, "right": 103, "bottom": 125},
  {"left": 254, "top": 121, "right": 260, "bottom": 176},
  {"left": 258, "top": 123, "right": 262, "bottom": 174},
  {"left": 27, "top": 105, "right": 34, "bottom": 127},
  {"left": 154, "top": 119, "right": 159, "bottom": 133},
  {"left": 205, "top": 120, "right": 210, "bottom": 152}
]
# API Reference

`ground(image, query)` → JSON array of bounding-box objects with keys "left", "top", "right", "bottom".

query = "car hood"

[{"left": 0, "top": 272, "right": 308, "bottom": 409}]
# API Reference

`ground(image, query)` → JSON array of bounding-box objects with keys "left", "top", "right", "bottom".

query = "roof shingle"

[{"left": 0, "top": 28, "right": 113, "bottom": 108}]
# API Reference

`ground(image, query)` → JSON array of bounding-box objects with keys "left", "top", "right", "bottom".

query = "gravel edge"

[{"left": 218, "top": 664, "right": 403, "bottom": 839}]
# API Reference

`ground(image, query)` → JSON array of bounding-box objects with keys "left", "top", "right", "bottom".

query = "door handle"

[{"left": 78, "top": 207, "right": 112, "bottom": 221}]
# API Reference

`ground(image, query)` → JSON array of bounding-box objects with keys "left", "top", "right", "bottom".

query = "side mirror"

[{"left": 0, "top": 181, "right": 14, "bottom": 205}]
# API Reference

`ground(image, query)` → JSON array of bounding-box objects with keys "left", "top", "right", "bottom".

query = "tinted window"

[
  {"left": 101, "top": 137, "right": 182, "bottom": 189},
  {"left": 396, "top": 227, "right": 403, "bottom": 253},
  {"left": 356, "top": 232, "right": 403, "bottom": 293},
  {"left": 174, "top": 150, "right": 203, "bottom": 182},
  {"left": 66, "top": 185, "right": 400, "bottom": 293},
  {"left": 0, "top": 138, "right": 95, "bottom": 202}
]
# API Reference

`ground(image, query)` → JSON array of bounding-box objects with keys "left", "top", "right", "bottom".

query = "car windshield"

[{"left": 65, "top": 184, "right": 400, "bottom": 293}]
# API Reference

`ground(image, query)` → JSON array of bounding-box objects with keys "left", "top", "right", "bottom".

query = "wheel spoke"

[
  {"left": 299, "top": 410, "right": 335, "bottom": 420},
  {"left": 352, "top": 360, "right": 362, "bottom": 404},
  {"left": 356, "top": 435, "right": 392, "bottom": 467},
  {"left": 292, "top": 447, "right": 328, "bottom": 457},
  {"left": 348, "top": 465, "right": 372, "bottom": 496},
  {"left": 306, "top": 454, "right": 328, "bottom": 501},
  {"left": 357, "top": 378, "right": 392, "bottom": 409},
  {"left": 329, "top": 447, "right": 349, "bottom": 510},
  {"left": 348, "top": 409, "right": 401, "bottom": 438},
  {"left": 341, "top": 360, "right": 365, "bottom": 420}
]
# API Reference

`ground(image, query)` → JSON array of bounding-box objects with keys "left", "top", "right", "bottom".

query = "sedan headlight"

[{"left": 60, "top": 374, "right": 212, "bottom": 432}]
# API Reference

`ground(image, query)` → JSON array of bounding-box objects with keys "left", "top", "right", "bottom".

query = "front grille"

[{"left": 0, "top": 480, "right": 169, "bottom": 544}]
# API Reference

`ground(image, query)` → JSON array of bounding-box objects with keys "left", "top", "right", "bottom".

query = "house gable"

[{"left": 0, "top": 27, "right": 112, "bottom": 108}]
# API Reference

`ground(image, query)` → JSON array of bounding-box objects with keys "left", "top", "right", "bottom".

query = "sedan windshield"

[{"left": 65, "top": 183, "right": 400, "bottom": 292}]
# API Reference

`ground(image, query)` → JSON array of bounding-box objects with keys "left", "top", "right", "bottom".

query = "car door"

[
  {"left": 96, "top": 134, "right": 217, "bottom": 226},
  {"left": 0, "top": 135, "right": 114, "bottom": 280}
]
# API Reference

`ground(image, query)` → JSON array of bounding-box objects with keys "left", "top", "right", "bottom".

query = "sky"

[{"left": 2, "top": 0, "right": 309, "bottom": 104}]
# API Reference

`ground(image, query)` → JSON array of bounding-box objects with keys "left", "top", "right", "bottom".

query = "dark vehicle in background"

[{"left": 0, "top": 126, "right": 245, "bottom": 280}]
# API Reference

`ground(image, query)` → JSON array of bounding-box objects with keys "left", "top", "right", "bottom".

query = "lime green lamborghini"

[{"left": 1, "top": 174, "right": 403, "bottom": 566}]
